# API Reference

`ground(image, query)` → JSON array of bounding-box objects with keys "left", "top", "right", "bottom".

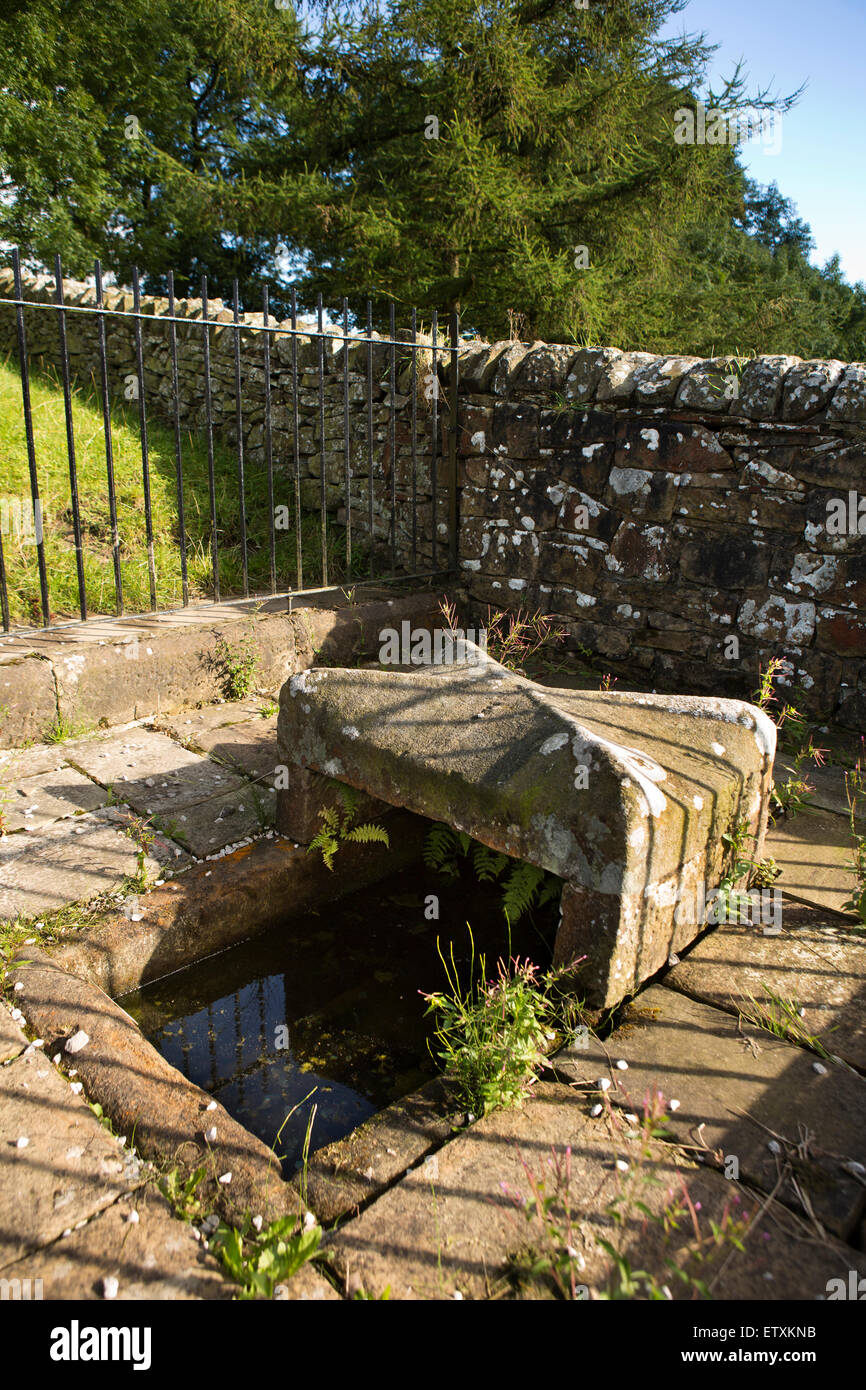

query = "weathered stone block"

[
  {"left": 595, "top": 351, "right": 657, "bottom": 403},
  {"left": 826, "top": 362, "right": 866, "bottom": 423},
  {"left": 510, "top": 344, "right": 578, "bottom": 396},
  {"left": 815, "top": 607, "right": 866, "bottom": 657},
  {"left": 674, "top": 357, "right": 741, "bottom": 411},
  {"left": 632, "top": 355, "right": 701, "bottom": 404},
  {"left": 616, "top": 418, "right": 733, "bottom": 474},
  {"left": 277, "top": 643, "right": 775, "bottom": 1006},
  {"left": 738, "top": 594, "right": 816, "bottom": 645},
  {"left": 605, "top": 466, "right": 678, "bottom": 522},
  {"left": 781, "top": 359, "right": 846, "bottom": 420},
  {"left": 679, "top": 531, "right": 770, "bottom": 591},
  {"left": 737, "top": 355, "right": 800, "bottom": 419},
  {"left": 563, "top": 347, "right": 621, "bottom": 404},
  {"left": 605, "top": 522, "right": 677, "bottom": 583},
  {"left": 491, "top": 402, "right": 540, "bottom": 458}
]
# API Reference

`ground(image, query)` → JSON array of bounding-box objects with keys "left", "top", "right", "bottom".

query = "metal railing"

[{"left": 0, "top": 248, "right": 460, "bottom": 632}]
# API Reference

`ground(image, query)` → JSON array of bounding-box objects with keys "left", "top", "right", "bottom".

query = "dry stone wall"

[
  {"left": 455, "top": 341, "right": 866, "bottom": 729},
  {"left": 1, "top": 272, "right": 863, "bottom": 725}
]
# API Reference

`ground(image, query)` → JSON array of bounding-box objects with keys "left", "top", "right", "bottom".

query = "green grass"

[{"left": 0, "top": 356, "right": 362, "bottom": 626}]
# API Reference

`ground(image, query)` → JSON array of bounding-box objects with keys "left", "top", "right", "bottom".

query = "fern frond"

[
  {"left": 344, "top": 823, "right": 391, "bottom": 849},
  {"left": 424, "top": 823, "right": 461, "bottom": 874},
  {"left": 538, "top": 874, "right": 563, "bottom": 908},
  {"left": 472, "top": 843, "right": 508, "bottom": 882},
  {"left": 501, "top": 861, "right": 547, "bottom": 923},
  {"left": 308, "top": 828, "right": 339, "bottom": 871},
  {"left": 336, "top": 783, "right": 361, "bottom": 825}
]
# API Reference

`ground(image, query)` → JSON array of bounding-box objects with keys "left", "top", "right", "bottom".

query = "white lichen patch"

[
  {"left": 342, "top": 725, "right": 360, "bottom": 740},
  {"left": 289, "top": 670, "right": 316, "bottom": 697},
  {"left": 540, "top": 731, "right": 569, "bottom": 756}
]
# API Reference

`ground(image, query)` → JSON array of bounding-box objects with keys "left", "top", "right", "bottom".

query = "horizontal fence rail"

[{"left": 0, "top": 252, "right": 460, "bottom": 632}]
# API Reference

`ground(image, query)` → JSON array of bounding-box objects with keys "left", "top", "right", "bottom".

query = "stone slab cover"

[{"left": 277, "top": 641, "right": 776, "bottom": 1006}]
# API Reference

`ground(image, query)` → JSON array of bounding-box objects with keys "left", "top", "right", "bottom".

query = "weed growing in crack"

[
  {"left": 211, "top": 632, "right": 259, "bottom": 701},
  {"left": 210, "top": 1214, "right": 322, "bottom": 1300},
  {"left": 736, "top": 984, "right": 836, "bottom": 1060},
  {"left": 502, "top": 1090, "right": 752, "bottom": 1300},
  {"left": 842, "top": 747, "right": 866, "bottom": 927},
  {"left": 156, "top": 1164, "right": 209, "bottom": 1223},
  {"left": 754, "top": 658, "right": 827, "bottom": 823},
  {"left": 421, "top": 927, "right": 586, "bottom": 1118}
]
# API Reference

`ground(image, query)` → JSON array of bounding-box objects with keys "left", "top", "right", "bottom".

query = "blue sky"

[{"left": 661, "top": 0, "right": 866, "bottom": 286}]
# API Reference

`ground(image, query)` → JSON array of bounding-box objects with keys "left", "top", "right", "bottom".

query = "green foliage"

[
  {"left": 1, "top": 2, "right": 863, "bottom": 356},
  {"left": 421, "top": 929, "right": 583, "bottom": 1117},
  {"left": 157, "top": 1164, "right": 208, "bottom": 1224},
  {"left": 424, "top": 822, "right": 561, "bottom": 924},
  {"left": 738, "top": 985, "right": 834, "bottom": 1060},
  {"left": 210, "top": 1215, "right": 322, "bottom": 1301},
  {"left": 842, "top": 754, "right": 866, "bottom": 927},
  {"left": 0, "top": 360, "right": 357, "bottom": 624},
  {"left": 212, "top": 633, "right": 258, "bottom": 701},
  {"left": 308, "top": 783, "right": 390, "bottom": 872},
  {"left": 754, "top": 659, "right": 829, "bottom": 823}
]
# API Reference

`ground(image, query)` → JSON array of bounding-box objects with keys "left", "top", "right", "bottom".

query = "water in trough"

[{"left": 121, "top": 865, "right": 558, "bottom": 1176}]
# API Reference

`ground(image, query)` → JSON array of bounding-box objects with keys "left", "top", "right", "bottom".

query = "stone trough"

[{"left": 277, "top": 641, "right": 777, "bottom": 1006}]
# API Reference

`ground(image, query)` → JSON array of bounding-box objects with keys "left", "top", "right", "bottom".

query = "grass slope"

[{"left": 0, "top": 357, "right": 354, "bottom": 625}]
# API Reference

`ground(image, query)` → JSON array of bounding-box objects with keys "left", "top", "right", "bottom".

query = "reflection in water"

[{"left": 121, "top": 865, "right": 557, "bottom": 1176}]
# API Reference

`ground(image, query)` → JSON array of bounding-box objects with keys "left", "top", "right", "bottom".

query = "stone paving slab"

[
  {"left": 153, "top": 700, "right": 269, "bottom": 742},
  {"left": 152, "top": 701, "right": 281, "bottom": 783},
  {"left": 1, "top": 766, "right": 107, "bottom": 833},
  {"left": 327, "top": 1081, "right": 865, "bottom": 1300},
  {"left": 189, "top": 717, "right": 279, "bottom": 786},
  {"left": 0, "top": 744, "right": 70, "bottom": 782},
  {"left": 764, "top": 806, "right": 856, "bottom": 914},
  {"left": 0, "top": 1047, "right": 141, "bottom": 1270},
  {"left": 550, "top": 983, "right": 866, "bottom": 1241},
  {"left": 6, "top": 1189, "right": 231, "bottom": 1300},
  {"left": 306, "top": 1078, "right": 457, "bottom": 1225},
  {"left": 66, "top": 728, "right": 271, "bottom": 855},
  {"left": 0, "top": 1002, "right": 27, "bottom": 1064},
  {"left": 666, "top": 901, "right": 866, "bottom": 1072},
  {"left": 773, "top": 753, "right": 863, "bottom": 823},
  {"left": 0, "top": 810, "right": 172, "bottom": 922}
]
